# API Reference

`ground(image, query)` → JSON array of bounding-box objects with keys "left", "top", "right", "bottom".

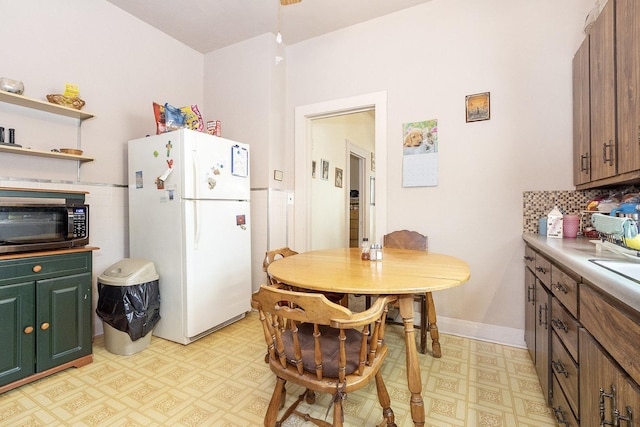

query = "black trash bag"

[{"left": 96, "top": 280, "right": 161, "bottom": 341}]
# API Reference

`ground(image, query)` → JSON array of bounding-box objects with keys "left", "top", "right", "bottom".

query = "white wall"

[
  {"left": 0, "top": 0, "right": 204, "bottom": 335},
  {"left": 204, "top": 34, "right": 289, "bottom": 291},
  {"left": 285, "top": 0, "right": 594, "bottom": 345},
  {"left": 0, "top": 0, "right": 203, "bottom": 186}
]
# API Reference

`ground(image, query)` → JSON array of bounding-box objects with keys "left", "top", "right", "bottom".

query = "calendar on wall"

[{"left": 401, "top": 119, "right": 438, "bottom": 187}]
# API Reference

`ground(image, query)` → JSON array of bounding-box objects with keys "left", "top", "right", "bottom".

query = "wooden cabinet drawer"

[
  {"left": 535, "top": 253, "right": 552, "bottom": 288},
  {"left": 524, "top": 245, "right": 535, "bottom": 271},
  {"left": 551, "top": 297, "right": 579, "bottom": 361},
  {"left": 0, "top": 252, "right": 91, "bottom": 286},
  {"left": 552, "top": 375, "right": 579, "bottom": 427},
  {"left": 580, "top": 283, "right": 640, "bottom": 386},
  {"left": 551, "top": 264, "right": 579, "bottom": 317},
  {"left": 551, "top": 331, "right": 579, "bottom": 418}
]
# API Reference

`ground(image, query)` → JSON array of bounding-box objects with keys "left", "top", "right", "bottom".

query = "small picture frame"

[
  {"left": 321, "top": 159, "right": 329, "bottom": 180},
  {"left": 335, "top": 167, "right": 343, "bottom": 188},
  {"left": 465, "top": 92, "right": 490, "bottom": 122},
  {"left": 311, "top": 160, "right": 317, "bottom": 179}
]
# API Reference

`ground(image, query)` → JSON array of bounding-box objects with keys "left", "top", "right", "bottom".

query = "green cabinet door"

[
  {"left": 36, "top": 272, "right": 92, "bottom": 372},
  {"left": 0, "top": 281, "right": 35, "bottom": 386}
]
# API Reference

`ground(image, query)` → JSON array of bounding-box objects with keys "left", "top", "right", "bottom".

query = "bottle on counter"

[
  {"left": 547, "top": 206, "right": 563, "bottom": 239},
  {"left": 361, "top": 237, "right": 370, "bottom": 260}
]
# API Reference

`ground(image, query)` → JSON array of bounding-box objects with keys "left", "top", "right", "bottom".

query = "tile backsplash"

[{"left": 523, "top": 190, "right": 600, "bottom": 234}]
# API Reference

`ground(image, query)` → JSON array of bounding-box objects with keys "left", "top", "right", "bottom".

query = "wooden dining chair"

[
  {"left": 263, "top": 247, "right": 300, "bottom": 286},
  {"left": 252, "top": 284, "right": 397, "bottom": 427},
  {"left": 263, "top": 247, "right": 347, "bottom": 306},
  {"left": 384, "top": 230, "right": 441, "bottom": 357}
]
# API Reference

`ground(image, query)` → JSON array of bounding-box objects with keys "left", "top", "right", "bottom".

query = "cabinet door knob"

[
  {"left": 40, "top": 322, "right": 50, "bottom": 330},
  {"left": 24, "top": 326, "right": 34, "bottom": 334},
  {"left": 554, "top": 283, "right": 568, "bottom": 294},
  {"left": 32, "top": 265, "right": 42, "bottom": 273}
]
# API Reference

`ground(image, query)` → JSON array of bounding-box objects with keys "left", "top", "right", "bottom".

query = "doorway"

[
  {"left": 308, "top": 114, "right": 373, "bottom": 250},
  {"left": 348, "top": 142, "right": 369, "bottom": 248},
  {"left": 293, "top": 91, "right": 387, "bottom": 252}
]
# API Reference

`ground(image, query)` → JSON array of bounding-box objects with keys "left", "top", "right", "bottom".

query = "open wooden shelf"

[
  {"left": 0, "top": 90, "right": 95, "bottom": 163},
  {"left": 0, "top": 90, "right": 95, "bottom": 121},
  {"left": 0, "top": 144, "right": 94, "bottom": 163}
]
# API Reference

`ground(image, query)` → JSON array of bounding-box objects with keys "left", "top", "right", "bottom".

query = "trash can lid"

[{"left": 98, "top": 258, "right": 159, "bottom": 286}]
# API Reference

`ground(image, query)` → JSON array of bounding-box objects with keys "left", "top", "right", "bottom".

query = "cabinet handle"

[
  {"left": 614, "top": 406, "right": 633, "bottom": 426},
  {"left": 539, "top": 304, "right": 548, "bottom": 328},
  {"left": 554, "top": 283, "right": 568, "bottom": 294},
  {"left": 552, "top": 359, "right": 569, "bottom": 378},
  {"left": 524, "top": 255, "right": 534, "bottom": 261},
  {"left": 603, "top": 140, "right": 615, "bottom": 166},
  {"left": 600, "top": 386, "right": 616, "bottom": 426},
  {"left": 24, "top": 326, "right": 34, "bottom": 334},
  {"left": 40, "top": 322, "right": 50, "bottom": 330},
  {"left": 552, "top": 406, "right": 569, "bottom": 425},
  {"left": 32, "top": 264, "right": 42, "bottom": 273},
  {"left": 552, "top": 318, "right": 568, "bottom": 332},
  {"left": 536, "top": 266, "right": 547, "bottom": 274},
  {"left": 581, "top": 153, "right": 590, "bottom": 173},
  {"left": 527, "top": 285, "right": 535, "bottom": 304}
]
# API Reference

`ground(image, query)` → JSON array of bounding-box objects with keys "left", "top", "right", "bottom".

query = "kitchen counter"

[{"left": 522, "top": 234, "right": 640, "bottom": 312}]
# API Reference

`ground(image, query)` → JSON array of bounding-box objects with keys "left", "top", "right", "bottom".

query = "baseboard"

[
  {"left": 387, "top": 307, "right": 526, "bottom": 349},
  {"left": 435, "top": 315, "right": 526, "bottom": 349}
]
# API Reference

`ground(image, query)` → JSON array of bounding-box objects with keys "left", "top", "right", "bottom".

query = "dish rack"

[
  {"left": 590, "top": 212, "right": 640, "bottom": 261},
  {"left": 591, "top": 237, "right": 640, "bottom": 261}
]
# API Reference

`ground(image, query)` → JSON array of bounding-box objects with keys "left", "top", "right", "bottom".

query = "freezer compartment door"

[
  {"left": 183, "top": 200, "right": 251, "bottom": 338},
  {"left": 182, "top": 131, "right": 250, "bottom": 201}
]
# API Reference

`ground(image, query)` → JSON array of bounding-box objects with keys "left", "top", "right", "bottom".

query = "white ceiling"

[{"left": 106, "top": 0, "right": 433, "bottom": 53}]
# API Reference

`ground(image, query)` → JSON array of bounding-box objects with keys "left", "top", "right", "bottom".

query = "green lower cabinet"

[
  {"left": 36, "top": 273, "right": 92, "bottom": 372},
  {"left": 0, "top": 252, "right": 93, "bottom": 390},
  {"left": 0, "top": 281, "right": 35, "bottom": 386}
]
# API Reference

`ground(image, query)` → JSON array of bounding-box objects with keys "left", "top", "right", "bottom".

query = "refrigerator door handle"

[
  {"left": 193, "top": 199, "right": 201, "bottom": 249},
  {"left": 191, "top": 149, "right": 200, "bottom": 249},
  {"left": 191, "top": 149, "right": 200, "bottom": 199}
]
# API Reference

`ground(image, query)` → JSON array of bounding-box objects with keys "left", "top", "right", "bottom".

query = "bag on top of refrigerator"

[{"left": 153, "top": 102, "right": 204, "bottom": 134}]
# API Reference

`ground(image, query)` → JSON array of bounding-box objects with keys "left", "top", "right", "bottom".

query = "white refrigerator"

[{"left": 128, "top": 129, "right": 251, "bottom": 344}]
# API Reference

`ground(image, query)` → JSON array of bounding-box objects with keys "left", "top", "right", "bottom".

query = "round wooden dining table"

[{"left": 267, "top": 247, "right": 471, "bottom": 426}]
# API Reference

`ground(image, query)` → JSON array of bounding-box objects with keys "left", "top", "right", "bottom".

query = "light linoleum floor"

[{"left": 0, "top": 311, "right": 556, "bottom": 426}]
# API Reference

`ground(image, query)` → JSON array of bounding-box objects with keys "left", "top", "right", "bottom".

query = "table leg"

[{"left": 398, "top": 295, "right": 425, "bottom": 426}]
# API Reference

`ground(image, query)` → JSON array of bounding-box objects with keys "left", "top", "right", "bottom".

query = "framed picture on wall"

[
  {"left": 465, "top": 92, "right": 490, "bottom": 122},
  {"left": 321, "top": 159, "right": 329, "bottom": 180},
  {"left": 335, "top": 168, "right": 343, "bottom": 188},
  {"left": 312, "top": 160, "right": 317, "bottom": 178}
]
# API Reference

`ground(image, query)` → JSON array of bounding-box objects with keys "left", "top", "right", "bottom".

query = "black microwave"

[{"left": 0, "top": 204, "right": 89, "bottom": 254}]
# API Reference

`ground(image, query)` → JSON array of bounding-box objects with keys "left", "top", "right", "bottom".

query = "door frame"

[
  {"left": 347, "top": 141, "right": 370, "bottom": 248},
  {"left": 293, "top": 91, "right": 387, "bottom": 251}
]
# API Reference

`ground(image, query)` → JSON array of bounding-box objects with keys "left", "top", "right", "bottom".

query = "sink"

[{"left": 590, "top": 259, "right": 640, "bottom": 284}]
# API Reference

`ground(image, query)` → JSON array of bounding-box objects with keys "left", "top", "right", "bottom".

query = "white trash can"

[{"left": 96, "top": 258, "right": 160, "bottom": 356}]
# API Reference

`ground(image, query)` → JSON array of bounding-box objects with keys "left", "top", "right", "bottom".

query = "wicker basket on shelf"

[{"left": 46, "top": 94, "right": 85, "bottom": 110}]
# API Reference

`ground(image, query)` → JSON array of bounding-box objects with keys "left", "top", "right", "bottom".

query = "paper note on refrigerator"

[{"left": 231, "top": 145, "right": 248, "bottom": 177}]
